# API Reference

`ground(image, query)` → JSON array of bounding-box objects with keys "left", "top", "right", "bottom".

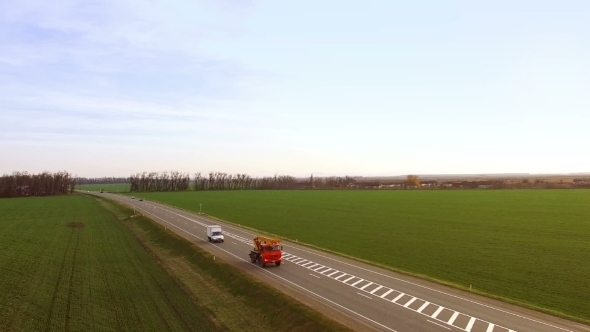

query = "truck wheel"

[
  {"left": 275, "top": 262, "right": 281, "bottom": 266},
  {"left": 207, "top": 237, "right": 211, "bottom": 242},
  {"left": 260, "top": 259, "right": 265, "bottom": 267}
]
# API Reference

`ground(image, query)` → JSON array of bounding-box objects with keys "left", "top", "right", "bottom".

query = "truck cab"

[{"left": 206, "top": 225, "right": 224, "bottom": 243}]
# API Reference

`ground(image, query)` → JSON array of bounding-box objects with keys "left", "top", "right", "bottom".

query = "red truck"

[{"left": 248, "top": 236, "right": 283, "bottom": 267}]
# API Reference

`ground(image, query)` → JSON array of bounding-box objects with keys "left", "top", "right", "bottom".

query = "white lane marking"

[
  {"left": 126, "top": 204, "right": 399, "bottom": 332},
  {"left": 310, "top": 274, "right": 321, "bottom": 279},
  {"left": 314, "top": 266, "right": 329, "bottom": 272},
  {"left": 431, "top": 306, "right": 444, "bottom": 319},
  {"left": 403, "top": 297, "right": 417, "bottom": 308},
  {"left": 392, "top": 293, "right": 405, "bottom": 303},
  {"left": 370, "top": 286, "right": 383, "bottom": 294},
  {"left": 417, "top": 301, "right": 430, "bottom": 313},
  {"left": 351, "top": 279, "right": 365, "bottom": 287},
  {"left": 342, "top": 276, "right": 356, "bottom": 283},
  {"left": 466, "top": 317, "right": 476, "bottom": 332},
  {"left": 319, "top": 268, "right": 334, "bottom": 275},
  {"left": 486, "top": 324, "right": 495, "bottom": 332},
  {"left": 301, "top": 262, "right": 316, "bottom": 267},
  {"left": 232, "top": 242, "right": 237, "bottom": 245},
  {"left": 334, "top": 273, "right": 348, "bottom": 280},
  {"left": 380, "top": 289, "right": 394, "bottom": 299},
  {"left": 427, "top": 320, "right": 451, "bottom": 330},
  {"left": 359, "top": 282, "right": 374, "bottom": 290},
  {"left": 357, "top": 292, "right": 372, "bottom": 300},
  {"left": 327, "top": 270, "right": 341, "bottom": 277},
  {"left": 448, "top": 311, "right": 459, "bottom": 325}
]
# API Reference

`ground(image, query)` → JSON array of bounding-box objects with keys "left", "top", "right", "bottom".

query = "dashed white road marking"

[
  {"left": 417, "top": 301, "right": 430, "bottom": 313},
  {"left": 432, "top": 306, "right": 444, "bottom": 319},
  {"left": 448, "top": 311, "right": 459, "bottom": 325},
  {"left": 466, "top": 317, "right": 476, "bottom": 332},
  {"left": 309, "top": 274, "right": 321, "bottom": 279},
  {"left": 370, "top": 285, "right": 383, "bottom": 294},
  {"left": 392, "top": 293, "right": 405, "bottom": 303},
  {"left": 403, "top": 297, "right": 417, "bottom": 308}
]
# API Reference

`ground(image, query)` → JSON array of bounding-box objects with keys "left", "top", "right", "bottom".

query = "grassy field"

[
  {"left": 0, "top": 195, "right": 225, "bottom": 331},
  {"left": 0, "top": 194, "right": 354, "bottom": 332},
  {"left": 133, "top": 189, "right": 590, "bottom": 322},
  {"left": 76, "top": 183, "right": 130, "bottom": 192}
]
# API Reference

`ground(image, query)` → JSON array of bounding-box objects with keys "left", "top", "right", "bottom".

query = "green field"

[
  {"left": 0, "top": 194, "right": 353, "bottom": 332},
  {"left": 0, "top": 195, "right": 224, "bottom": 331},
  {"left": 76, "top": 183, "right": 130, "bottom": 192},
  {"left": 134, "top": 189, "right": 590, "bottom": 322}
]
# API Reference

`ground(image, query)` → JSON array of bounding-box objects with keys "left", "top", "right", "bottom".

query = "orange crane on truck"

[{"left": 249, "top": 236, "right": 283, "bottom": 267}]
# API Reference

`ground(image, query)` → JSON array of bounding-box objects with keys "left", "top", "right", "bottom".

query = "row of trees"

[
  {"left": 129, "top": 171, "right": 191, "bottom": 192},
  {"left": 126, "top": 171, "right": 357, "bottom": 192},
  {"left": 0, "top": 171, "right": 76, "bottom": 198},
  {"left": 193, "top": 172, "right": 299, "bottom": 190},
  {"left": 77, "top": 176, "right": 128, "bottom": 184}
]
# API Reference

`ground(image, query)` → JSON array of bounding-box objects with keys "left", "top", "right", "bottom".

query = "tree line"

[
  {"left": 129, "top": 171, "right": 191, "bottom": 192},
  {"left": 77, "top": 176, "right": 128, "bottom": 184},
  {"left": 123, "top": 171, "right": 358, "bottom": 192},
  {"left": 0, "top": 171, "right": 76, "bottom": 198}
]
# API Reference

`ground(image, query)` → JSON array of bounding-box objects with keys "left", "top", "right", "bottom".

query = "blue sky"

[{"left": 1, "top": 0, "right": 589, "bottom": 177}]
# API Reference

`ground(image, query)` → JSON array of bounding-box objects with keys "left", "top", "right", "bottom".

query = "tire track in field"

[
  {"left": 64, "top": 230, "right": 81, "bottom": 331},
  {"left": 45, "top": 229, "right": 74, "bottom": 332}
]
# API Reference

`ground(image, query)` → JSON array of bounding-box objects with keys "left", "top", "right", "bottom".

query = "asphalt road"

[{"left": 97, "top": 192, "right": 589, "bottom": 332}]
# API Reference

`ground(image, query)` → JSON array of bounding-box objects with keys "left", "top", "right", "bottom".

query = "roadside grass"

[
  {"left": 0, "top": 195, "right": 226, "bottom": 332},
  {"left": 76, "top": 183, "right": 130, "bottom": 192},
  {"left": 132, "top": 189, "right": 590, "bottom": 323},
  {"left": 95, "top": 196, "right": 354, "bottom": 332}
]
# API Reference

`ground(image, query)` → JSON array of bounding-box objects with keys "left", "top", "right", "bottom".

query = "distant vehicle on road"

[
  {"left": 206, "top": 225, "right": 224, "bottom": 243},
  {"left": 100, "top": 189, "right": 104, "bottom": 193},
  {"left": 131, "top": 196, "right": 135, "bottom": 199},
  {"left": 139, "top": 198, "right": 143, "bottom": 201}
]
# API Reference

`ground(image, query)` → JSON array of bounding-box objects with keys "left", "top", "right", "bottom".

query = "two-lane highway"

[{"left": 98, "top": 193, "right": 589, "bottom": 332}]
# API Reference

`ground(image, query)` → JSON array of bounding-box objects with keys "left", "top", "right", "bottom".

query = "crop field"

[
  {"left": 76, "top": 183, "right": 130, "bottom": 192},
  {"left": 0, "top": 195, "right": 224, "bottom": 331},
  {"left": 134, "top": 189, "right": 590, "bottom": 321}
]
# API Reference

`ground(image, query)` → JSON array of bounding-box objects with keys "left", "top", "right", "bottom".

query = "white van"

[{"left": 206, "top": 225, "right": 224, "bottom": 243}]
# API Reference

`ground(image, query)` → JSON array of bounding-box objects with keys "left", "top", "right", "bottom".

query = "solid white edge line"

[
  {"left": 357, "top": 292, "right": 372, "bottom": 300},
  {"left": 427, "top": 320, "right": 451, "bottom": 330}
]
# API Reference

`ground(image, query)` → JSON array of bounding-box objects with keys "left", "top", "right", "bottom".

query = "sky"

[{"left": 1, "top": 0, "right": 589, "bottom": 178}]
